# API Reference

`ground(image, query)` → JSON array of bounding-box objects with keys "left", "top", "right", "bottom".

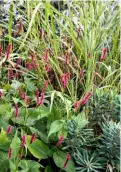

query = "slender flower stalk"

[
  {"left": 21, "top": 135, "right": 26, "bottom": 148},
  {"left": 63, "top": 154, "right": 71, "bottom": 168},
  {"left": 6, "top": 125, "right": 12, "bottom": 134},
  {"left": 56, "top": 135, "right": 64, "bottom": 147},
  {"left": 8, "top": 147, "right": 12, "bottom": 159}
]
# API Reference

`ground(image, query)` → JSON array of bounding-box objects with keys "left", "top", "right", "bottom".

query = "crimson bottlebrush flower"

[
  {"left": 0, "top": 90, "right": 3, "bottom": 98},
  {"left": 63, "top": 153, "right": 71, "bottom": 168},
  {"left": 45, "top": 63, "right": 50, "bottom": 72},
  {"left": 100, "top": 48, "right": 108, "bottom": 61},
  {"left": 0, "top": 46, "right": 2, "bottom": 56},
  {"left": 56, "top": 135, "right": 64, "bottom": 147},
  {"left": 36, "top": 90, "right": 45, "bottom": 106},
  {"left": 60, "top": 73, "right": 70, "bottom": 88},
  {"left": 15, "top": 57, "right": 22, "bottom": 68},
  {"left": 21, "top": 135, "right": 26, "bottom": 148},
  {"left": 30, "top": 133, "right": 36, "bottom": 144},
  {"left": 14, "top": 104, "right": 19, "bottom": 118},
  {"left": 8, "top": 68, "right": 13, "bottom": 80},
  {"left": 25, "top": 97, "right": 30, "bottom": 105},
  {"left": 65, "top": 52, "right": 69, "bottom": 64},
  {"left": 8, "top": 147, "right": 12, "bottom": 159},
  {"left": 6, "top": 125, "right": 12, "bottom": 134},
  {"left": 74, "top": 101, "right": 80, "bottom": 110},
  {"left": 80, "top": 92, "right": 92, "bottom": 105},
  {"left": 6, "top": 44, "right": 12, "bottom": 60},
  {"left": 43, "top": 49, "right": 49, "bottom": 63},
  {"left": 42, "top": 80, "right": 49, "bottom": 92},
  {"left": 32, "top": 59, "right": 39, "bottom": 69},
  {"left": 25, "top": 62, "right": 33, "bottom": 70},
  {"left": 18, "top": 88, "right": 25, "bottom": 99}
]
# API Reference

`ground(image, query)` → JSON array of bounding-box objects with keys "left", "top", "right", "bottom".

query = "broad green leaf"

[
  {"left": 0, "top": 129, "right": 8, "bottom": 144},
  {"left": 10, "top": 132, "right": 21, "bottom": 161},
  {"left": 26, "top": 136, "right": 49, "bottom": 159},
  {"left": 48, "top": 120, "right": 65, "bottom": 137},
  {"left": 19, "top": 160, "right": 40, "bottom": 172},
  {"left": 44, "top": 165, "right": 53, "bottom": 172},
  {"left": 53, "top": 151, "right": 75, "bottom": 172},
  {"left": 0, "top": 104, "right": 11, "bottom": 115}
]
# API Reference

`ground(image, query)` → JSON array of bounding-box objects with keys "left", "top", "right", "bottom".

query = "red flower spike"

[
  {"left": 65, "top": 52, "right": 69, "bottom": 64},
  {"left": 100, "top": 48, "right": 108, "bottom": 61},
  {"left": 0, "top": 90, "right": 3, "bottom": 98},
  {"left": 8, "top": 147, "right": 12, "bottom": 159},
  {"left": 30, "top": 133, "right": 36, "bottom": 144},
  {"left": 21, "top": 135, "right": 26, "bottom": 148},
  {"left": 8, "top": 68, "right": 13, "bottom": 80},
  {"left": 74, "top": 101, "right": 80, "bottom": 110},
  {"left": 63, "top": 153, "right": 71, "bottom": 168},
  {"left": 14, "top": 104, "right": 19, "bottom": 118},
  {"left": 6, "top": 125, "right": 12, "bottom": 134},
  {"left": 43, "top": 49, "right": 49, "bottom": 63},
  {"left": 56, "top": 135, "right": 64, "bottom": 147},
  {"left": 25, "top": 97, "right": 30, "bottom": 105},
  {"left": 80, "top": 92, "right": 92, "bottom": 105},
  {"left": 45, "top": 63, "right": 50, "bottom": 72},
  {"left": 6, "top": 44, "right": 12, "bottom": 60},
  {"left": 26, "top": 62, "right": 33, "bottom": 70},
  {"left": 0, "top": 46, "right": 2, "bottom": 56},
  {"left": 60, "top": 73, "right": 70, "bottom": 88},
  {"left": 42, "top": 80, "right": 49, "bottom": 92},
  {"left": 80, "top": 68, "right": 84, "bottom": 78},
  {"left": 15, "top": 57, "right": 22, "bottom": 68}
]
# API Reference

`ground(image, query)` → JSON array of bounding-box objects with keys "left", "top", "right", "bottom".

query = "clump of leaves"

[
  {"left": 88, "top": 90, "right": 119, "bottom": 125},
  {"left": 73, "top": 149, "right": 105, "bottom": 172},
  {"left": 63, "top": 113, "right": 95, "bottom": 152},
  {"left": 99, "top": 121, "right": 120, "bottom": 171}
]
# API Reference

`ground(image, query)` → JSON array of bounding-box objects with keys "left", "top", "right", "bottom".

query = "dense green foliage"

[{"left": 0, "top": 0, "right": 120, "bottom": 172}]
